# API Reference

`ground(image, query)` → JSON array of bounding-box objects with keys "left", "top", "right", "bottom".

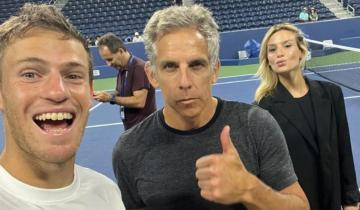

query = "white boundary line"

[
  {"left": 86, "top": 92, "right": 360, "bottom": 129},
  {"left": 99, "top": 74, "right": 256, "bottom": 92},
  {"left": 88, "top": 65, "right": 360, "bottom": 128},
  {"left": 99, "top": 65, "right": 359, "bottom": 91},
  {"left": 86, "top": 122, "right": 123, "bottom": 128},
  {"left": 214, "top": 78, "right": 258, "bottom": 85},
  {"left": 89, "top": 102, "right": 102, "bottom": 112},
  {"left": 218, "top": 73, "right": 255, "bottom": 79},
  {"left": 344, "top": 95, "right": 360, "bottom": 99}
]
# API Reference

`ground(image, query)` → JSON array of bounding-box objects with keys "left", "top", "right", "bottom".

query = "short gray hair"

[{"left": 143, "top": 4, "right": 219, "bottom": 71}]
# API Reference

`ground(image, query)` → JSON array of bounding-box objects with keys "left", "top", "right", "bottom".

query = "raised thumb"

[{"left": 220, "top": 125, "right": 236, "bottom": 154}]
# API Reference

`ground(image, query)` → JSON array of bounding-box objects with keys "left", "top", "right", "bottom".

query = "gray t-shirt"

[{"left": 113, "top": 98, "right": 297, "bottom": 210}]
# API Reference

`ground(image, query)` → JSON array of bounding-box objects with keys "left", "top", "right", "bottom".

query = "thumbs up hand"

[{"left": 195, "top": 125, "right": 256, "bottom": 204}]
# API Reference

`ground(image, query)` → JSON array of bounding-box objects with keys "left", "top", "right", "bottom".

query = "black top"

[
  {"left": 293, "top": 91, "right": 320, "bottom": 209},
  {"left": 258, "top": 78, "right": 360, "bottom": 210},
  {"left": 294, "top": 91, "right": 316, "bottom": 146}
]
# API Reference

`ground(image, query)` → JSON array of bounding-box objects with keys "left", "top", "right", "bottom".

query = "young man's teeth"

[{"left": 35, "top": 113, "right": 73, "bottom": 121}]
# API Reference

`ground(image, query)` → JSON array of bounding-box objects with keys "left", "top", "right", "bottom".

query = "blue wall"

[
  {"left": 219, "top": 17, "right": 360, "bottom": 60},
  {"left": 91, "top": 17, "right": 360, "bottom": 78}
]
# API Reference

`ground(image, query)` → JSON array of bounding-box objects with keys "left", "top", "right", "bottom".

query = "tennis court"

[
  {"left": 0, "top": 62, "right": 359, "bottom": 186},
  {"left": 82, "top": 61, "right": 360, "bottom": 183}
]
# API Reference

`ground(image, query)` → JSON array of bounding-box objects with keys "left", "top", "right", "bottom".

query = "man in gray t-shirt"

[
  {"left": 113, "top": 5, "right": 309, "bottom": 210},
  {"left": 114, "top": 99, "right": 299, "bottom": 210}
]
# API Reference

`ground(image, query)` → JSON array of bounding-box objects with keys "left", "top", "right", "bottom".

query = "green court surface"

[
  {"left": 93, "top": 64, "right": 259, "bottom": 91},
  {"left": 93, "top": 50, "right": 359, "bottom": 91},
  {"left": 307, "top": 51, "right": 360, "bottom": 67}
]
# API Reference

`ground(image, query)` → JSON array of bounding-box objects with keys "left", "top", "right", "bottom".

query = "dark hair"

[
  {"left": 0, "top": 3, "right": 93, "bottom": 82},
  {"left": 97, "top": 32, "right": 127, "bottom": 53}
]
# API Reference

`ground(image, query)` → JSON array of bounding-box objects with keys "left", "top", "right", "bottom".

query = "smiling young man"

[
  {"left": 112, "top": 5, "right": 309, "bottom": 210},
  {"left": 0, "top": 3, "right": 125, "bottom": 209}
]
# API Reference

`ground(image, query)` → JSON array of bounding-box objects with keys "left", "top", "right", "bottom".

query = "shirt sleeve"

[
  {"left": 131, "top": 62, "right": 150, "bottom": 92},
  {"left": 112, "top": 137, "right": 146, "bottom": 209},
  {"left": 248, "top": 107, "right": 298, "bottom": 191}
]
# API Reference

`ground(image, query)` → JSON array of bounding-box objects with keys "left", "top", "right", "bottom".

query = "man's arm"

[
  {"left": 112, "top": 89, "right": 148, "bottom": 108},
  {"left": 241, "top": 177, "right": 308, "bottom": 210},
  {"left": 195, "top": 126, "right": 309, "bottom": 210},
  {"left": 93, "top": 89, "right": 148, "bottom": 108}
]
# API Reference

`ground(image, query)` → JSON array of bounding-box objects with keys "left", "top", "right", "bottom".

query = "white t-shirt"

[
  {"left": 0, "top": 164, "right": 125, "bottom": 210},
  {"left": 132, "top": 36, "right": 143, "bottom": 42}
]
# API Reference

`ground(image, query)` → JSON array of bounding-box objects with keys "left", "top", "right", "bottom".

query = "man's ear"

[
  {"left": 116, "top": 48, "right": 125, "bottom": 56},
  {"left": 144, "top": 61, "right": 159, "bottom": 88},
  {"left": 211, "top": 59, "right": 221, "bottom": 84}
]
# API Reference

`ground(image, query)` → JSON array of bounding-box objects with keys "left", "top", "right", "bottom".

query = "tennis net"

[{"left": 305, "top": 38, "right": 360, "bottom": 92}]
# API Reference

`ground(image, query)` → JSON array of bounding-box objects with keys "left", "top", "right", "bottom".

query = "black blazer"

[{"left": 258, "top": 78, "right": 360, "bottom": 210}]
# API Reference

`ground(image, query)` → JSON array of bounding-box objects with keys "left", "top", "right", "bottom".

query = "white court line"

[
  {"left": 100, "top": 74, "right": 255, "bottom": 92},
  {"left": 87, "top": 95, "right": 359, "bottom": 130},
  {"left": 100, "top": 67, "right": 358, "bottom": 90},
  {"left": 86, "top": 122, "right": 122, "bottom": 128},
  {"left": 214, "top": 77, "right": 258, "bottom": 85},
  {"left": 219, "top": 73, "right": 255, "bottom": 79},
  {"left": 344, "top": 95, "right": 360, "bottom": 99},
  {"left": 215, "top": 69, "right": 359, "bottom": 86},
  {"left": 309, "top": 66, "right": 359, "bottom": 73},
  {"left": 88, "top": 68, "right": 360, "bottom": 128},
  {"left": 89, "top": 102, "right": 102, "bottom": 112},
  {"left": 214, "top": 72, "right": 316, "bottom": 86}
]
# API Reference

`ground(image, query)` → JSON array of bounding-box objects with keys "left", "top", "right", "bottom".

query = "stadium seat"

[{"left": 0, "top": 0, "right": 335, "bottom": 39}]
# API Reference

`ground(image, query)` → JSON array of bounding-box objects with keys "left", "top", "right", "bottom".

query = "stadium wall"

[{"left": 91, "top": 17, "right": 360, "bottom": 79}]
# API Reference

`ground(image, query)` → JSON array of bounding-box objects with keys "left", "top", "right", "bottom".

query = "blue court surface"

[{"left": 0, "top": 68, "right": 359, "bottom": 188}]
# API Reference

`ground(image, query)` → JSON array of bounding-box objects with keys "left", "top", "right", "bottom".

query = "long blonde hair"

[{"left": 254, "top": 23, "right": 308, "bottom": 103}]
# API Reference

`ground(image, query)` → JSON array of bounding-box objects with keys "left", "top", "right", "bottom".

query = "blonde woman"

[{"left": 255, "top": 23, "right": 360, "bottom": 210}]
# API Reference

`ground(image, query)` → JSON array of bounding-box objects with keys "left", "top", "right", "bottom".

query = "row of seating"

[
  {"left": 0, "top": 0, "right": 49, "bottom": 23},
  {"left": 347, "top": 0, "right": 360, "bottom": 15},
  {"left": 61, "top": 0, "right": 173, "bottom": 40},
  {"left": 63, "top": 0, "right": 338, "bottom": 41},
  {"left": 64, "top": 1, "right": 168, "bottom": 11},
  {"left": 0, "top": 0, "right": 347, "bottom": 43},
  {"left": 195, "top": 0, "right": 336, "bottom": 31}
]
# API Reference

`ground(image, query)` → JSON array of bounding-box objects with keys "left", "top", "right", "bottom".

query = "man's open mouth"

[{"left": 33, "top": 112, "right": 74, "bottom": 134}]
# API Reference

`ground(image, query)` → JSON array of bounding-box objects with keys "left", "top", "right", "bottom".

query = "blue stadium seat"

[{"left": 26, "top": 0, "right": 338, "bottom": 38}]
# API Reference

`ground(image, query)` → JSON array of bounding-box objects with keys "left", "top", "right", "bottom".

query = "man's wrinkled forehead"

[
  {"left": 3, "top": 27, "right": 72, "bottom": 55},
  {"left": 155, "top": 25, "right": 203, "bottom": 41},
  {"left": 1, "top": 27, "right": 89, "bottom": 70},
  {"left": 153, "top": 27, "right": 207, "bottom": 53}
]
